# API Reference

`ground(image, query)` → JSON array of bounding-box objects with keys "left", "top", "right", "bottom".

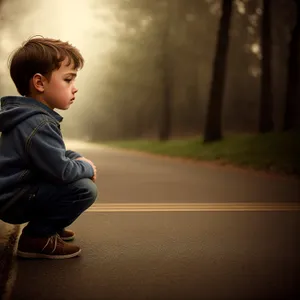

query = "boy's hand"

[{"left": 75, "top": 157, "right": 97, "bottom": 182}]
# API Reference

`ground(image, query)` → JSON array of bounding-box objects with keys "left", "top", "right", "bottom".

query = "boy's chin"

[{"left": 55, "top": 105, "right": 71, "bottom": 110}]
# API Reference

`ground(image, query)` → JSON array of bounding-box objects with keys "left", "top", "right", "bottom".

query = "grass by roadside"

[{"left": 104, "top": 131, "right": 300, "bottom": 177}]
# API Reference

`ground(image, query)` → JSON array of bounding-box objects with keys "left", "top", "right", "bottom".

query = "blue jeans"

[{"left": 1, "top": 178, "right": 97, "bottom": 237}]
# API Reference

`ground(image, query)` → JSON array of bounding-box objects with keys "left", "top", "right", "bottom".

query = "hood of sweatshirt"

[{"left": 0, "top": 96, "right": 63, "bottom": 133}]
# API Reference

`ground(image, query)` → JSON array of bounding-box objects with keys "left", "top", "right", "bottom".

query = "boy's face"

[{"left": 42, "top": 58, "right": 78, "bottom": 110}]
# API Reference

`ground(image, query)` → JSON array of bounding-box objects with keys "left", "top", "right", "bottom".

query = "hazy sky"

[{"left": 0, "top": 0, "right": 117, "bottom": 100}]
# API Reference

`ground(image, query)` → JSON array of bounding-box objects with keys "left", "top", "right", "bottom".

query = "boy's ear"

[{"left": 32, "top": 73, "right": 46, "bottom": 93}]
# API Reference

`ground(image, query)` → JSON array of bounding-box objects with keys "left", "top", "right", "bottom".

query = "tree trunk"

[
  {"left": 258, "top": 0, "right": 274, "bottom": 133},
  {"left": 283, "top": 0, "right": 300, "bottom": 131},
  {"left": 159, "top": 1, "right": 173, "bottom": 141},
  {"left": 159, "top": 58, "right": 172, "bottom": 141},
  {"left": 203, "top": 0, "right": 233, "bottom": 143}
]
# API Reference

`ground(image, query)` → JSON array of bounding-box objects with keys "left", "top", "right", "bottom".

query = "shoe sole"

[
  {"left": 60, "top": 236, "right": 75, "bottom": 242},
  {"left": 17, "top": 249, "right": 81, "bottom": 259}
]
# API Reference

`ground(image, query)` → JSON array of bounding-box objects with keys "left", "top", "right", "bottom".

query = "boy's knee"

[{"left": 71, "top": 178, "right": 98, "bottom": 205}]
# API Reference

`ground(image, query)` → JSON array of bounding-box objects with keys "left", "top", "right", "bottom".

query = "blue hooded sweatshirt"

[{"left": 0, "top": 96, "right": 94, "bottom": 211}]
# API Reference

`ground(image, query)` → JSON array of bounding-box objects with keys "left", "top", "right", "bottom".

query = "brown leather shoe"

[
  {"left": 17, "top": 234, "right": 81, "bottom": 259},
  {"left": 58, "top": 229, "right": 75, "bottom": 241}
]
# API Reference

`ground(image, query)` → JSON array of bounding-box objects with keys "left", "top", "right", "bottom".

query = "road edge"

[
  {"left": 65, "top": 140, "right": 299, "bottom": 182},
  {"left": 100, "top": 144, "right": 300, "bottom": 182}
]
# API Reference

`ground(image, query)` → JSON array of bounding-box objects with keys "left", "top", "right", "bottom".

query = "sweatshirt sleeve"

[
  {"left": 65, "top": 150, "right": 82, "bottom": 159},
  {"left": 26, "top": 121, "right": 94, "bottom": 183}
]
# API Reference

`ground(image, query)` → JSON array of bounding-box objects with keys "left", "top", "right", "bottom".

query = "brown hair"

[{"left": 9, "top": 36, "right": 84, "bottom": 96}]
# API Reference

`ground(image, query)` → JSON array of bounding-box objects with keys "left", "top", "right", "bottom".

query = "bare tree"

[
  {"left": 203, "top": 0, "right": 233, "bottom": 143},
  {"left": 283, "top": 0, "right": 300, "bottom": 131},
  {"left": 158, "top": 0, "right": 173, "bottom": 141},
  {"left": 258, "top": 0, "right": 274, "bottom": 133}
]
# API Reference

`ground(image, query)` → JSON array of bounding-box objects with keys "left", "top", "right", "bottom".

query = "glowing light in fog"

[{"left": 0, "top": 0, "right": 117, "bottom": 95}]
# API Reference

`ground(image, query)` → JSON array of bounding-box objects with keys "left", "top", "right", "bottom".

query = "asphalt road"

[{"left": 7, "top": 141, "right": 300, "bottom": 300}]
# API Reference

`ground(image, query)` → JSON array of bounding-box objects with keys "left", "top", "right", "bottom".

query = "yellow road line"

[{"left": 87, "top": 202, "right": 300, "bottom": 212}]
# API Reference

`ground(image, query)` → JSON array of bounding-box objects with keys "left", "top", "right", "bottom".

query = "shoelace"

[{"left": 41, "top": 234, "right": 61, "bottom": 253}]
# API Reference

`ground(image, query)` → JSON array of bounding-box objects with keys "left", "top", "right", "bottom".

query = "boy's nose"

[{"left": 73, "top": 87, "right": 78, "bottom": 94}]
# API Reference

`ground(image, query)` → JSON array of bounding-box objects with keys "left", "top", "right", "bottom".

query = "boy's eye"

[{"left": 65, "top": 79, "right": 72, "bottom": 82}]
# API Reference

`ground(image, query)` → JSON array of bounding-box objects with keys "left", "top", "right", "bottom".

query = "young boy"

[{"left": 0, "top": 36, "right": 97, "bottom": 259}]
